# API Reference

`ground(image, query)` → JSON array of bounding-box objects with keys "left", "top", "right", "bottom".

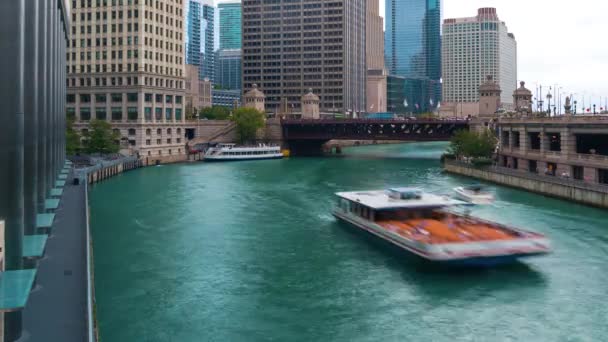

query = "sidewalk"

[{"left": 21, "top": 172, "right": 88, "bottom": 341}]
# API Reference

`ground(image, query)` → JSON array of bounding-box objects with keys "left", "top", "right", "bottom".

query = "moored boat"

[
  {"left": 204, "top": 143, "right": 283, "bottom": 161},
  {"left": 331, "top": 187, "right": 550, "bottom": 266},
  {"left": 453, "top": 184, "right": 495, "bottom": 204}
]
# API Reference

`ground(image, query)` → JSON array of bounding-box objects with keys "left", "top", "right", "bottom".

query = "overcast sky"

[{"left": 381, "top": 0, "right": 608, "bottom": 109}]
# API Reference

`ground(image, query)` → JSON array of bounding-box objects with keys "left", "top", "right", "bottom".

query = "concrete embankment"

[{"left": 444, "top": 160, "right": 608, "bottom": 208}]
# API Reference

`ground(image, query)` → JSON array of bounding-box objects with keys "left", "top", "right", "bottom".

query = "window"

[
  {"left": 146, "top": 139, "right": 151, "bottom": 145},
  {"left": 175, "top": 108, "right": 182, "bottom": 121},
  {"left": 80, "top": 94, "right": 91, "bottom": 103},
  {"left": 144, "top": 107, "right": 152, "bottom": 121},
  {"left": 156, "top": 139, "right": 161, "bottom": 145},
  {"left": 111, "top": 107, "right": 122, "bottom": 121},
  {"left": 80, "top": 107, "right": 91, "bottom": 121},
  {"left": 155, "top": 108, "right": 162, "bottom": 121},
  {"left": 95, "top": 107, "right": 107, "bottom": 120},
  {"left": 167, "top": 139, "right": 172, "bottom": 144},
  {"left": 128, "top": 128, "right": 136, "bottom": 136},
  {"left": 165, "top": 95, "right": 173, "bottom": 103},
  {"left": 155, "top": 94, "right": 162, "bottom": 102},
  {"left": 111, "top": 93, "right": 123, "bottom": 102},
  {"left": 67, "top": 94, "right": 76, "bottom": 103},
  {"left": 66, "top": 108, "right": 76, "bottom": 120},
  {"left": 156, "top": 129, "right": 161, "bottom": 135},
  {"left": 95, "top": 94, "right": 107, "bottom": 103},
  {"left": 175, "top": 95, "right": 182, "bottom": 104},
  {"left": 127, "top": 93, "right": 138, "bottom": 102},
  {"left": 573, "top": 166, "right": 584, "bottom": 180},
  {"left": 127, "top": 107, "right": 138, "bottom": 121},
  {"left": 165, "top": 108, "right": 172, "bottom": 121},
  {"left": 146, "top": 129, "right": 151, "bottom": 136},
  {"left": 145, "top": 93, "right": 153, "bottom": 102}
]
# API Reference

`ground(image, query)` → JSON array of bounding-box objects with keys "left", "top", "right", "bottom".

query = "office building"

[
  {"left": 185, "top": 0, "right": 215, "bottom": 81},
  {"left": 218, "top": 1, "right": 241, "bottom": 50},
  {"left": 67, "top": 0, "right": 188, "bottom": 162},
  {"left": 0, "top": 0, "right": 69, "bottom": 339},
  {"left": 385, "top": 0, "right": 441, "bottom": 113},
  {"left": 185, "top": 64, "right": 212, "bottom": 115},
  {"left": 441, "top": 8, "right": 517, "bottom": 117},
  {"left": 216, "top": 48, "right": 242, "bottom": 90},
  {"left": 242, "top": 0, "right": 367, "bottom": 114},
  {"left": 366, "top": 0, "right": 387, "bottom": 113},
  {"left": 212, "top": 89, "right": 241, "bottom": 108}
]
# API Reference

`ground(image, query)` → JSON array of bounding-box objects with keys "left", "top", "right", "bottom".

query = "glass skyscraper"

[
  {"left": 216, "top": 49, "right": 242, "bottom": 90},
  {"left": 219, "top": 2, "right": 242, "bottom": 50},
  {"left": 385, "top": 0, "right": 441, "bottom": 113},
  {"left": 185, "top": 0, "right": 215, "bottom": 82}
]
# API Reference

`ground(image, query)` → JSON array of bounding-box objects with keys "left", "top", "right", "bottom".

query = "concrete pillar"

[
  {"left": 584, "top": 167, "right": 597, "bottom": 183},
  {"left": 540, "top": 127, "right": 547, "bottom": 154},
  {"left": 520, "top": 127, "right": 528, "bottom": 154},
  {"left": 36, "top": 0, "right": 48, "bottom": 212}
]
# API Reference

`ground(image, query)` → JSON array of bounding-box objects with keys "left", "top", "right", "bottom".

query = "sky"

[{"left": 215, "top": 0, "right": 608, "bottom": 109}]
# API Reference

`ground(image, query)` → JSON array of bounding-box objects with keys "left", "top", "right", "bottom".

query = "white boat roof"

[{"left": 335, "top": 189, "right": 465, "bottom": 210}]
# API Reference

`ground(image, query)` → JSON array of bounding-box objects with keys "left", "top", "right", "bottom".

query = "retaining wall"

[{"left": 444, "top": 160, "right": 608, "bottom": 208}]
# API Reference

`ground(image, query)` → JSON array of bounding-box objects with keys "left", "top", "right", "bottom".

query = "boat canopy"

[{"left": 335, "top": 189, "right": 465, "bottom": 210}]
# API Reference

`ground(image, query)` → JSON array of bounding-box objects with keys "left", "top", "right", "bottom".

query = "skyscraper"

[
  {"left": 185, "top": 0, "right": 215, "bottom": 81},
  {"left": 216, "top": 49, "right": 242, "bottom": 90},
  {"left": 67, "top": 0, "right": 187, "bottom": 162},
  {"left": 366, "top": 0, "right": 387, "bottom": 113},
  {"left": 218, "top": 1, "right": 241, "bottom": 50},
  {"left": 242, "top": 0, "right": 366, "bottom": 114},
  {"left": 441, "top": 8, "right": 517, "bottom": 116},
  {"left": 385, "top": 0, "right": 441, "bottom": 113}
]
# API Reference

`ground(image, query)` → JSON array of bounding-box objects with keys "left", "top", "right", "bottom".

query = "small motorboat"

[{"left": 453, "top": 184, "right": 494, "bottom": 204}]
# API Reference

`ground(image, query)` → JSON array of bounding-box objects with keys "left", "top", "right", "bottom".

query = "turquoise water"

[{"left": 90, "top": 142, "right": 608, "bottom": 341}]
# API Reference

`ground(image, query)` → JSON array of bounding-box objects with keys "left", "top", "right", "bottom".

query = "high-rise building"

[
  {"left": 441, "top": 8, "right": 517, "bottom": 117},
  {"left": 242, "top": 0, "right": 366, "bottom": 114},
  {"left": 218, "top": 1, "right": 241, "bottom": 50},
  {"left": 185, "top": 0, "right": 215, "bottom": 81},
  {"left": 216, "top": 49, "right": 242, "bottom": 90},
  {"left": 366, "top": 0, "right": 387, "bottom": 113},
  {"left": 67, "top": 0, "right": 188, "bottom": 162},
  {"left": 385, "top": 0, "right": 441, "bottom": 114}
]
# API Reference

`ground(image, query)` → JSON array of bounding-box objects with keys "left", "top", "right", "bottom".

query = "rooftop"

[{"left": 335, "top": 189, "right": 464, "bottom": 210}]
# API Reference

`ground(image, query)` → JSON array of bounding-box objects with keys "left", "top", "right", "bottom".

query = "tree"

[
  {"left": 231, "top": 107, "right": 265, "bottom": 144},
  {"left": 83, "top": 119, "right": 120, "bottom": 154},
  {"left": 448, "top": 129, "right": 497, "bottom": 159},
  {"left": 66, "top": 119, "right": 81, "bottom": 156},
  {"left": 200, "top": 106, "right": 231, "bottom": 120}
]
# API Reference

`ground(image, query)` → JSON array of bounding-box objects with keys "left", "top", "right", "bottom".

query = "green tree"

[
  {"left": 65, "top": 119, "right": 81, "bottom": 156},
  {"left": 231, "top": 107, "right": 265, "bottom": 144},
  {"left": 83, "top": 119, "right": 120, "bottom": 154},
  {"left": 448, "top": 129, "right": 497, "bottom": 159},
  {"left": 200, "top": 106, "right": 231, "bottom": 120}
]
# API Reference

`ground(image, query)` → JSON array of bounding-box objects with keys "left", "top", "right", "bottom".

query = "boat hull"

[
  {"left": 204, "top": 155, "right": 283, "bottom": 162},
  {"left": 332, "top": 209, "right": 549, "bottom": 267}
]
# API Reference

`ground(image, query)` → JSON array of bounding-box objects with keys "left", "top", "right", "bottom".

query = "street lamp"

[
  {"left": 546, "top": 89, "right": 553, "bottom": 116},
  {"left": 573, "top": 100, "right": 578, "bottom": 114}
]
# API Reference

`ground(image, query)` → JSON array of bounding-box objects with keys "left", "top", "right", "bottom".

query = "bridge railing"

[{"left": 281, "top": 118, "right": 470, "bottom": 124}]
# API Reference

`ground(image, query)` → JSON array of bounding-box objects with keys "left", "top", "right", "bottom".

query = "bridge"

[{"left": 281, "top": 119, "right": 469, "bottom": 155}]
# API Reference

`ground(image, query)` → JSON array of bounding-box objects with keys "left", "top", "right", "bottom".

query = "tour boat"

[
  {"left": 204, "top": 143, "right": 283, "bottom": 161},
  {"left": 453, "top": 184, "right": 495, "bottom": 205},
  {"left": 332, "top": 188, "right": 550, "bottom": 266}
]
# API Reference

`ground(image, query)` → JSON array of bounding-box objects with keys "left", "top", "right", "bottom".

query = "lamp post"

[
  {"left": 546, "top": 89, "right": 553, "bottom": 116},
  {"left": 574, "top": 100, "right": 577, "bottom": 114}
]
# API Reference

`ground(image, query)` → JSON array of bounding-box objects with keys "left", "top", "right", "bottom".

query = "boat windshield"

[
  {"left": 464, "top": 184, "right": 484, "bottom": 192},
  {"left": 374, "top": 208, "right": 446, "bottom": 221}
]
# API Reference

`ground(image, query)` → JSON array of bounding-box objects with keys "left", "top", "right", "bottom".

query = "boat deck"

[{"left": 377, "top": 217, "right": 522, "bottom": 244}]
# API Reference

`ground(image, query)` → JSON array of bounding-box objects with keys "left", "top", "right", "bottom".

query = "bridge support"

[{"left": 286, "top": 140, "right": 328, "bottom": 156}]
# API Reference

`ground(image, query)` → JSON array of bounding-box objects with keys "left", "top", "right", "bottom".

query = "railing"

[
  {"left": 445, "top": 160, "right": 608, "bottom": 194},
  {"left": 84, "top": 180, "right": 97, "bottom": 342},
  {"left": 73, "top": 156, "right": 139, "bottom": 182}
]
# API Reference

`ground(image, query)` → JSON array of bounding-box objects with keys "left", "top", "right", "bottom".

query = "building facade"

[
  {"left": 216, "top": 48, "right": 242, "bottom": 90},
  {"left": 1, "top": 0, "right": 69, "bottom": 339},
  {"left": 185, "top": 0, "right": 215, "bottom": 81},
  {"left": 185, "top": 64, "right": 212, "bottom": 115},
  {"left": 67, "top": 0, "right": 188, "bottom": 162},
  {"left": 218, "top": 1, "right": 241, "bottom": 50},
  {"left": 212, "top": 89, "right": 241, "bottom": 108},
  {"left": 242, "top": 0, "right": 366, "bottom": 115},
  {"left": 366, "top": 0, "right": 387, "bottom": 113},
  {"left": 385, "top": 0, "right": 441, "bottom": 114},
  {"left": 441, "top": 8, "right": 517, "bottom": 116}
]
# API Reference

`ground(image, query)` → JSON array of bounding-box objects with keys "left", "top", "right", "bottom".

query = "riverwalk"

[{"left": 444, "top": 159, "right": 608, "bottom": 208}]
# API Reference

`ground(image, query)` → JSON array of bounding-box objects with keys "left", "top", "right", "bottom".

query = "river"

[{"left": 90, "top": 142, "right": 608, "bottom": 341}]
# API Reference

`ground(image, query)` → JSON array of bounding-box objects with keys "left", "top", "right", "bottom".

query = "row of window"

[
  {"left": 67, "top": 107, "right": 183, "bottom": 121},
  {"left": 67, "top": 93, "right": 183, "bottom": 104}
]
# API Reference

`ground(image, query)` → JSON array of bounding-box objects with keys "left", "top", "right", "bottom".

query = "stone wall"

[{"left": 444, "top": 161, "right": 608, "bottom": 208}]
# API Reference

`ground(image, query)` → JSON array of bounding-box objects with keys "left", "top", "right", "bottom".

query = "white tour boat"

[
  {"left": 204, "top": 143, "right": 283, "bottom": 161},
  {"left": 332, "top": 187, "right": 550, "bottom": 267},
  {"left": 453, "top": 184, "right": 495, "bottom": 205}
]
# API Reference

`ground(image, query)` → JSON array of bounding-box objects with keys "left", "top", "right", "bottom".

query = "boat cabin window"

[
  {"left": 341, "top": 200, "right": 375, "bottom": 220},
  {"left": 375, "top": 208, "right": 445, "bottom": 221}
]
